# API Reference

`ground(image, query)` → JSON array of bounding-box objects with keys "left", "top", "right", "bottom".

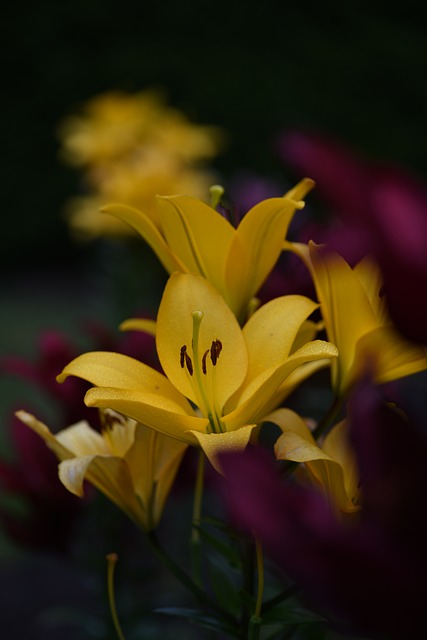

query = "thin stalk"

[
  {"left": 242, "top": 538, "right": 255, "bottom": 599},
  {"left": 106, "top": 553, "right": 126, "bottom": 640},
  {"left": 146, "top": 531, "right": 235, "bottom": 623},
  {"left": 247, "top": 537, "right": 264, "bottom": 640},
  {"left": 254, "top": 538, "right": 264, "bottom": 619},
  {"left": 191, "top": 450, "right": 205, "bottom": 585},
  {"left": 248, "top": 617, "right": 261, "bottom": 640}
]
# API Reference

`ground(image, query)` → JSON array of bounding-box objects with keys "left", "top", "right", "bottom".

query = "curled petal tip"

[{"left": 14, "top": 409, "right": 32, "bottom": 424}]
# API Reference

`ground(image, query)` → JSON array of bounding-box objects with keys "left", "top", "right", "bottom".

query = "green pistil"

[
  {"left": 209, "top": 184, "right": 224, "bottom": 210},
  {"left": 191, "top": 311, "right": 224, "bottom": 434}
]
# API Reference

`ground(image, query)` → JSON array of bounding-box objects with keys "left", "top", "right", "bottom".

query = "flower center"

[{"left": 180, "top": 311, "right": 225, "bottom": 434}]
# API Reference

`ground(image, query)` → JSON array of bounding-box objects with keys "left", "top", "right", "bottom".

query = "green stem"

[
  {"left": 191, "top": 450, "right": 205, "bottom": 585},
  {"left": 146, "top": 530, "right": 234, "bottom": 621},
  {"left": 246, "top": 536, "right": 264, "bottom": 639},
  {"left": 248, "top": 616, "right": 262, "bottom": 640},
  {"left": 242, "top": 538, "right": 255, "bottom": 601},
  {"left": 254, "top": 538, "right": 264, "bottom": 619},
  {"left": 106, "top": 553, "right": 126, "bottom": 640}
]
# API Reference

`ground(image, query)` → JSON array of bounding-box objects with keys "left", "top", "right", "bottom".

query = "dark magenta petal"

[
  {"left": 280, "top": 129, "right": 427, "bottom": 345},
  {"left": 219, "top": 380, "right": 427, "bottom": 638}
]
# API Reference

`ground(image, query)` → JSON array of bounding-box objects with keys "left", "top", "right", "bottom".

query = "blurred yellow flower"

[
  {"left": 57, "top": 273, "right": 337, "bottom": 472},
  {"left": 103, "top": 179, "right": 314, "bottom": 321},
  {"left": 291, "top": 241, "right": 427, "bottom": 395},
  {"left": 58, "top": 90, "right": 223, "bottom": 237},
  {"left": 272, "top": 408, "right": 360, "bottom": 514},
  {"left": 17, "top": 409, "right": 187, "bottom": 531}
]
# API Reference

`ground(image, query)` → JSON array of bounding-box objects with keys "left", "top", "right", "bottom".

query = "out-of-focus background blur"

[
  {"left": 1, "top": 2, "right": 427, "bottom": 637},
  {"left": 4, "top": 2, "right": 427, "bottom": 267}
]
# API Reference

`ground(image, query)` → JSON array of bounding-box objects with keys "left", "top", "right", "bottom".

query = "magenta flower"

[
  {"left": 279, "top": 130, "right": 427, "bottom": 344},
  {"left": 0, "top": 415, "right": 81, "bottom": 550},
  {"left": 1, "top": 330, "right": 95, "bottom": 427},
  {"left": 219, "top": 380, "right": 427, "bottom": 638}
]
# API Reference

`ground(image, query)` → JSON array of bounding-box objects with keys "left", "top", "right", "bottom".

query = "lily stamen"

[
  {"left": 178, "top": 312, "right": 226, "bottom": 434},
  {"left": 180, "top": 345, "right": 187, "bottom": 368},
  {"left": 202, "top": 350, "right": 209, "bottom": 375},
  {"left": 210, "top": 339, "right": 222, "bottom": 366},
  {"left": 180, "top": 345, "right": 194, "bottom": 375}
]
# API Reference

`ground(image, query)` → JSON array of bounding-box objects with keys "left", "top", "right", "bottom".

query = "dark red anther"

[
  {"left": 210, "top": 339, "right": 223, "bottom": 366},
  {"left": 202, "top": 349, "right": 209, "bottom": 374},
  {"left": 185, "top": 352, "right": 193, "bottom": 376}
]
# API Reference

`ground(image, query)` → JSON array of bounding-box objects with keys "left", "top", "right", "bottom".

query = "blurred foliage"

[{"left": 2, "top": 0, "right": 427, "bottom": 269}]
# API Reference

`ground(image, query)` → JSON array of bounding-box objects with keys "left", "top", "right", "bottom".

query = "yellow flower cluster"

[
  {"left": 19, "top": 159, "right": 427, "bottom": 528},
  {"left": 58, "top": 90, "right": 223, "bottom": 238}
]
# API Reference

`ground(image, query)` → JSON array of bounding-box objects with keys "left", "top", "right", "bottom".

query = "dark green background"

[{"left": 2, "top": 1, "right": 427, "bottom": 269}]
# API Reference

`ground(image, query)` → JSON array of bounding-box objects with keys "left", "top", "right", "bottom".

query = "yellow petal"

[
  {"left": 55, "top": 421, "right": 110, "bottom": 456},
  {"left": 308, "top": 242, "right": 378, "bottom": 393},
  {"left": 307, "top": 458, "right": 358, "bottom": 513},
  {"left": 263, "top": 359, "right": 330, "bottom": 415},
  {"left": 284, "top": 177, "right": 315, "bottom": 201},
  {"left": 272, "top": 408, "right": 329, "bottom": 462},
  {"left": 352, "top": 326, "right": 427, "bottom": 385},
  {"left": 157, "top": 195, "right": 235, "bottom": 297},
  {"left": 57, "top": 351, "right": 192, "bottom": 415},
  {"left": 101, "top": 203, "right": 185, "bottom": 274},
  {"left": 226, "top": 197, "right": 301, "bottom": 318},
  {"left": 16, "top": 410, "right": 72, "bottom": 460},
  {"left": 225, "top": 340, "right": 338, "bottom": 427},
  {"left": 291, "top": 319, "right": 321, "bottom": 353},
  {"left": 17, "top": 410, "right": 149, "bottom": 527},
  {"left": 189, "top": 424, "right": 257, "bottom": 473},
  {"left": 119, "top": 318, "right": 157, "bottom": 335},
  {"left": 58, "top": 456, "right": 145, "bottom": 525},
  {"left": 125, "top": 425, "right": 187, "bottom": 529},
  {"left": 156, "top": 273, "right": 248, "bottom": 410},
  {"left": 242, "top": 295, "right": 318, "bottom": 380},
  {"left": 353, "top": 257, "right": 386, "bottom": 320},
  {"left": 272, "top": 409, "right": 357, "bottom": 513},
  {"left": 103, "top": 413, "right": 137, "bottom": 457},
  {"left": 284, "top": 240, "right": 310, "bottom": 268},
  {"left": 323, "top": 420, "right": 359, "bottom": 505},
  {"left": 85, "top": 386, "right": 207, "bottom": 445}
]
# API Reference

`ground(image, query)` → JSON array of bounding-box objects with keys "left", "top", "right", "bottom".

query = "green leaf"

[
  {"left": 208, "top": 554, "right": 241, "bottom": 614},
  {"left": 155, "top": 607, "right": 239, "bottom": 637},
  {"left": 260, "top": 603, "right": 326, "bottom": 626},
  {"left": 200, "top": 516, "right": 246, "bottom": 541},
  {"left": 195, "top": 524, "right": 241, "bottom": 566},
  {"left": 237, "top": 588, "right": 256, "bottom": 611}
]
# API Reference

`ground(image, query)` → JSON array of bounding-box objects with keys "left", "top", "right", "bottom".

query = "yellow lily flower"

[
  {"left": 271, "top": 408, "right": 360, "bottom": 514},
  {"left": 57, "top": 273, "right": 338, "bottom": 472},
  {"left": 58, "top": 90, "right": 223, "bottom": 239},
  {"left": 16, "top": 409, "right": 187, "bottom": 531},
  {"left": 101, "top": 179, "right": 314, "bottom": 321},
  {"left": 292, "top": 241, "right": 427, "bottom": 395}
]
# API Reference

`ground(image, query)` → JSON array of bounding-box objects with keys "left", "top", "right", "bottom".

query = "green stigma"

[{"left": 209, "top": 184, "right": 224, "bottom": 210}]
